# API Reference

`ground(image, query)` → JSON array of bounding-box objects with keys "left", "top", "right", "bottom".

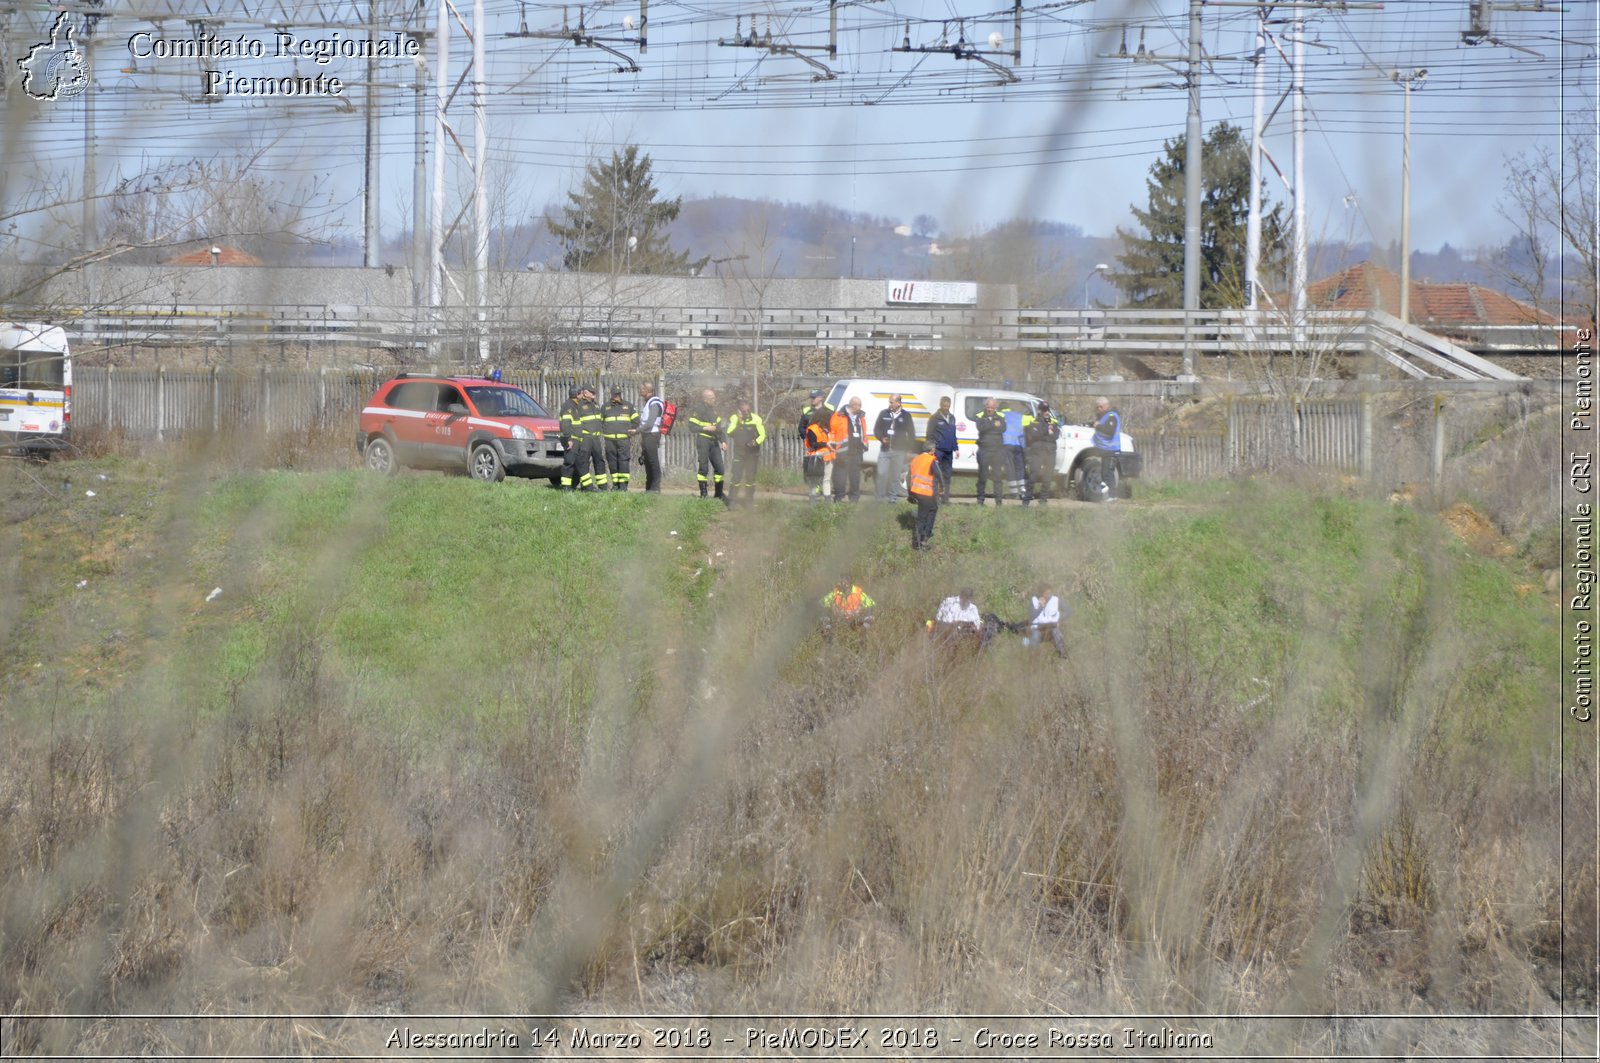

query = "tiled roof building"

[{"left": 1302, "top": 261, "right": 1571, "bottom": 350}]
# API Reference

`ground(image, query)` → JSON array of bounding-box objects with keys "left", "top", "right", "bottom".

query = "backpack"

[{"left": 659, "top": 401, "right": 678, "bottom": 435}]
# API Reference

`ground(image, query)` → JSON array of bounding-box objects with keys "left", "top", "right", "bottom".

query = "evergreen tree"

[
  {"left": 546, "top": 146, "right": 703, "bottom": 274},
  {"left": 1113, "top": 122, "right": 1288, "bottom": 309}
]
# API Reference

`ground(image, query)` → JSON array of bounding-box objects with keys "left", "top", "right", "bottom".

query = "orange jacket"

[
  {"left": 805, "top": 421, "right": 835, "bottom": 461},
  {"left": 908, "top": 451, "right": 937, "bottom": 498},
  {"left": 829, "top": 408, "right": 865, "bottom": 451}
]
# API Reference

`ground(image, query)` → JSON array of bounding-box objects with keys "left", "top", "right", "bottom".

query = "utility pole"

[
  {"left": 429, "top": 0, "right": 449, "bottom": 343},
  {"left": 1246, "top": 8, "right": 1265, "bottom": 311},
  {"left": 1291, "top": 16, "right": 1307, "bottom": 319},
  {"left": 80, "top": 2, "right": 106, "bottom": 345},
  {"left": 472, "top": 0, "right": 488, "bottom": 363},
  {"left": 1180, "top": 0, "right": 1203, "bottom": 380},
  {"left": 82, "top": 27, "right": 97, "bottom": 343},
  {"left": 410, "top": 33, "right": 428, "bottom": 317},
  {"left": 363, "top": 0, "right": 381, "bottom": 266},
  {"left": 1394, "top": 68, "right": 1427, "bottom": 325}
]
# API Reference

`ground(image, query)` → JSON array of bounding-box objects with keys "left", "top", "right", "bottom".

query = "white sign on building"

[{"left": 885, "top": 280, "right": 978, "bottom": 306}]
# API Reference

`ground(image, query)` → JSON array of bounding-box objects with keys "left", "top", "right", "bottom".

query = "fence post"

[
  {"left": 1225, "top": 395, "right": 1235, "bottom": 471},
  {"left": 156, "top": 365, "right": 165, "bottom": 443},
  {"left": 1359, "top": 384, "right": 1374, "bottom": 480},
  {"left": 212, "top": 366, "right": 219, "bottom": 435},
  {"left": 1432, "top": 394, "right": 1446, "bottom": 490}
]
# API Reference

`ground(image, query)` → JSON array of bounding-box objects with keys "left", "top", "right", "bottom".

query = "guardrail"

[{"left": 38, "top": 304, "right": 1541, "bottom": 381}]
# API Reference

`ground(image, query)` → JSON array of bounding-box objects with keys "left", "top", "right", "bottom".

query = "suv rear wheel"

[
  {"left": 469, "top": 441, "right": 505, "bottom": 482},
  {"left": 365, "top": 435, "right": 399, "bottom": 475}
]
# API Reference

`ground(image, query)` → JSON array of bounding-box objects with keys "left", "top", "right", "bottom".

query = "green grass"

[
  {"left": 0, "top": 453, "right": 1579, "bottom": 1032},
  {"left": 1, "top": 462, "right": 1556, "bottom": 763}
]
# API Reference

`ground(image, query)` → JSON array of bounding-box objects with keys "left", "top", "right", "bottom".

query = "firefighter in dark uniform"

[
  {"left": 1025, "top": 400, "right": 1062, "bottom": 505},
  {"left": 601, "top": 387, "right": 639, "bottom": 490},
  {"left": 557, "top": 386, "right": 583, "bottom": 490},
  {"left": 572, "top": 385, "right": 606, "bottom": 490},
  {"left": 686, "top": 388, "right": 728, "bottom": 501},
  {"left": 974, "top": 397, "right": 1009, "bottom": 505},
  {"left": 725, "top": 397, "right": 767, "bottom": 506}
]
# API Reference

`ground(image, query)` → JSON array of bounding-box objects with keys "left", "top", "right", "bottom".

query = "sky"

[{"left": 6, "top": 0, "right": 1596, "bottom": 267}]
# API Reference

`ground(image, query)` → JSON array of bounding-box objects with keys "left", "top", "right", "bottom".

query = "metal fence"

[
  {"left": 71, "top": 366, "right": 809, "bottom": 473},
  {"left": 71, "top": 366, "right": 1426, "bottom": 482},
  {"left": 49, "top": 302, "right": 1541, "bottom": 381}
]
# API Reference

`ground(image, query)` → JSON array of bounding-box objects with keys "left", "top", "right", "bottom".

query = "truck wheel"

[
  {"left": 469, "top": 442, "right": 506, "bottom": 482},
  {"left": 1077, "top": 456, "right": 1111, "bottom": 503},
  {"left": 365, "top": 435, "right": 399, "bottom": 476}
]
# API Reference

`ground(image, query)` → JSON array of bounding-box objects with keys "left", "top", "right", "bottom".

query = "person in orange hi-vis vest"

[
  {"left": 803, "top": 419, "right": 834, "bottom": 502},
  {"left": 908, "top": 441, "right": 940, "bottom": 551},
  {"left": 829, "top": 397, "right": 868, "bottom": 503},
  {"left": 820, "top": 577, "right": 875, "bottom": 638}
]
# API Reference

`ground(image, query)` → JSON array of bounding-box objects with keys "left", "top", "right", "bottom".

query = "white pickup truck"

[{"left": 820, "top": 378, "right": 1138, "bottom": 499}]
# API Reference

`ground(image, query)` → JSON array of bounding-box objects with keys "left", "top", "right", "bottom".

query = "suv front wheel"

[
  {"left": 365, "top": 434, "right": 399, "bottom": 475},
  {"left": 469, "top": 441, "right": 506, "bottom": 482}
]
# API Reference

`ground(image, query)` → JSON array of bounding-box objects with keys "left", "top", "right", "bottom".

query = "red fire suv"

[{"left": 357, "top": 374, "right": 565, "bottom": 483}]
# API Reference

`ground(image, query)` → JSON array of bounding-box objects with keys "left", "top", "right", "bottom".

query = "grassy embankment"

[{"left": 0, "top": 453, "right": 1583, "bottom": 1057}]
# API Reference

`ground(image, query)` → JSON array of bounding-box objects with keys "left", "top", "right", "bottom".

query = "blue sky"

[{"left": 10, "top": 0, "right": 1596, "bottom": 259}]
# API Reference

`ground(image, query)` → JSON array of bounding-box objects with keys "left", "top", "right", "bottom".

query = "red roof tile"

[
  {"left": 164, "top": 245, "right": 264, "bottom": 266},
  {"left": 1300, "top": 261, "right": 1561, "bottom": 328}
]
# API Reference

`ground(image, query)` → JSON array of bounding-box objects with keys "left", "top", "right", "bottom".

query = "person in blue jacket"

[
  {"left": 1091, "top": 395, "right": 1122, "bottom": 498},
  {"left": 1001, "top": 401, "right": 1031, "bottom": 503},
  {"left": 924, "top": 395, "right": 959, "bottom": 503}
]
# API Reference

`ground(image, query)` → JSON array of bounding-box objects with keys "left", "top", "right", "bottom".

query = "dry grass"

[{"left": 0, "top": 423, "right": 1585, "bottom": 1057}]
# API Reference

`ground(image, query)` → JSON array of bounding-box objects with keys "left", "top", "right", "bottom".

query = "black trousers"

[
  {"left": 935, "top": 451, "right": 955, "bottom": 502},
  {"left": 730, "top": 446, "right": 760, "bottom": 497},
  {"left": 695, "top": 436, "right": 725, "bottom": 493},
  {"left": 912, "top": 493, "right": 938, "bottom": 548},
  {"left": 1026, "top": 444, "right": 1054, "bottom": 502},
  {"left": 977, "top": 445, "right": 1007, "bottom": 502},
  {"left": 604, "top": 438, "right": 632, "bottom": 487},
  {"left": 559, "top": 441, "right": 579, "bottom": 488},
  {"left": 576, "top": 437, "right": 607, "bottom": 488},
  {"left": 1092, "top": 447, "right": 1121, "bottom": 493},
  {"left": 832, "top": 451, "right": 862, "bottom": 501},
  {"left": 640, "top": 434, "right": 662, "bottom": 492}
]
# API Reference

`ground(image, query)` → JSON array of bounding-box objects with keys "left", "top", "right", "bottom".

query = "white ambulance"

[
  {"left": 0, "top": 323, "right": 72, "bottom": 456},
  {"left": 820, "top": 378, "right": 1137, "bottom": 498}
]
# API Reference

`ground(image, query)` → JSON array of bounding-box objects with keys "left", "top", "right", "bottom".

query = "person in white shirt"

[
  {"left": 932, "top": 588, "right": 996, "bottom": 648},
  {"left": 1021, "top": 583, "right": 1069, "bottom": 657}
]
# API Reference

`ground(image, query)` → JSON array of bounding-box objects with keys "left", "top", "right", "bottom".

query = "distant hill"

[{"left": 371, "top": 195, "right": 1551, "bottom": 308}]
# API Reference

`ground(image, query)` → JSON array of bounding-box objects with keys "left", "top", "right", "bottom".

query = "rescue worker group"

[
  {"left": 557, "top": 383, "right": 1093, "bottom": 654},
  {"left": 557, "top": 385, "right": 1120, "bottom": 545}
]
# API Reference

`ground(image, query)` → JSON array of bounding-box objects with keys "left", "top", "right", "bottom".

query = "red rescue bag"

[{"left": 659, "top": 401, "right": 678, "bottom": 435}]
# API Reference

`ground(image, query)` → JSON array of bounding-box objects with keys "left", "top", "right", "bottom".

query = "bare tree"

[
  {"left": 1496, "top": 118, "right": 1598, "bottom": 327},
  {"left": 715, "top": 211, "right": 785, "bottom": 410}
]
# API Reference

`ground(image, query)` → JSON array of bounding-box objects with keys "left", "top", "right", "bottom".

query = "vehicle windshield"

[
  {"left": 826, "top": 382, "right": 848, "bottom": 409},
  {"left": 467, "top": 386, "right": 548, "bottom": 418},
  {"left": 0, "top": 351, "right": 65, "bottom": 390}
]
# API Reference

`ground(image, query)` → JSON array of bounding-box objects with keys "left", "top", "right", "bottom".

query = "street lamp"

[
  {"left": 1392, "top": 68, "right": 1426, "bottom": 325},
  {"left": 1083, "top": 262, "right": 1110, "bottom": 308}
]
